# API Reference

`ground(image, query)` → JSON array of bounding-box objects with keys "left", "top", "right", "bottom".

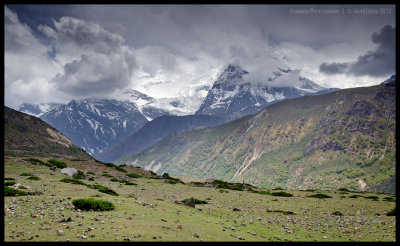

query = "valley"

[{"left": 4, "top": 156, "right": 396, "bottom": 242}]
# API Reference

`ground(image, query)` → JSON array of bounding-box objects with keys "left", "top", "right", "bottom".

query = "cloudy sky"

[{"left": 4, "top": 4, "right": 396, "bottom": 108}]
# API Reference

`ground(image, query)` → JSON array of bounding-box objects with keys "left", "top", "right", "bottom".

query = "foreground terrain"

[{"left": 4, "top": 156, "right": 395, "bottom": 242}]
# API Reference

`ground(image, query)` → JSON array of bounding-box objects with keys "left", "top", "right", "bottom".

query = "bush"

[
  {"left": 386, "top": 207, "right": 396, "bottom": 216},
  {"left": 72, "top": 198, "right": 115, "bottom": 211},
  {"left": 4, "top": 185, "right": 28, "bottom": 196},
  {"left": 115, "top": 166, "right": 127, "bottom": 173},
  {"left": 27, "top": 176, "right": 40, "bottom": 180},
  {"left": 271, "top": 191, "right": 293, "bottom": 197},
  {"left": 72, "top": 170, "right": 86, "bottom": 179},
  {"left": 332, "top": 211, "right": 343, "bottom": 216},
  {"left": 382, "top": 197, "right": 395, "bottom": 202},
  {"left": 92, "top": 184, "right": 119, "bottom": 196},
  {"left": 364, "top": 196, "right": 379, "bottom": 201},
  {"left": 4, "top": 181, "right": 17, "bottom": 186},
  {"left": 308, "top": 193, "right": 332, "bottom": 199},
  {"left": 87, "top": 171, "right": 95, "bottom": 175},
  {"left": 349, "top": 194, "right": 363, "bottom": 198},
  {"left": 47, "top": 159, "right": 67, "bottom": 168},
  {"left": 60, "top": 178, "right": 87, "bottom": 185},
  {"left": 102, "top": 173, "right": 113, "bottom": 177},
  {"left": 181, "top": 198, "right": 208, "bottom": 204},
  {"left": 20, "top": 172, "right": 34, "bottom": 176},
  {"left": 28, "top": 158, "right": 45, "bottom": 165},
  {"left": 88, "top": 178, "right": 94, "bottom": 181},
  {"left": 126, "top": 173, "right": 142, "bottom": 178},
  {"left": 5, "top": 178, "right": 15, "bottom": 180}
]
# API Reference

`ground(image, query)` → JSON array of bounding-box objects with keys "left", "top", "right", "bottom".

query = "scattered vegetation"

[
  {"left": 60, "top": 178, "right": 87, "bottom": 185},
  {"left": 72, "top": 198, "right": 115, "bottom": 211},
  {"left": 115, "top": 166, "right": 127, "bottom": 173},
  {"left": 181, "top": 198, "right": 208, "bottom": 204},
  {"left": 4, "top": 181, "right": 17, "bottom": 186},
  {"left": 364, "top": 196, "right": 379, "bottom": 201},
  {"left": 47, "top": 159, "right": 67, "bottom": 168},
  {"left": 308, "top": 193, "right": 332, "bottom": 199},
  {"left": 28, "top": 158, "right": 45, "bottom": 165},
  {"left": 386, "top": 207, "right": 396, "bottom": 216},
  {"left": 92, "top": 184, "right": 119, "bottom": 196},
  {"left": 271, "top": 191, "right": 293, "bottom": 197},
  {"left": 72, "top": 170, "right": 86, "bottom": 179},
  {"left": 4, "top": 185, "right": 28, "bottom": 196},
  {"left": 126, "top": 172, "right": 142, "bottom": 178},
  {"left": 27, "top": 176, "right": 40, "bottom": 180},
  {"left": 20, "top": 172, "right": 34, "bottom": 176},
  {"left": 161, "top": 173, "right": 184, "bottom": 184},
  {"left": 332, "top": 211, "right": 343, "bottom": 216}
]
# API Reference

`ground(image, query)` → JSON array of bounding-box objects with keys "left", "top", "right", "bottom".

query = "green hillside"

[{"left": 117, "top": 82, "right": 396, "bottom": 193}]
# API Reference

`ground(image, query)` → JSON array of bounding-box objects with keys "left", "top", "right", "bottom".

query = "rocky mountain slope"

[
  {"left": 37, "top": 99, "right": 149, "bottom": 157},
  {"left": 195, "top": 64, "right": 338, "bottom": 120},
  {"left": 117, "top": 81, "right": 396, "bottom": 193},
  {"left": 4, "top": 106, "right": 92, "bottom": 160},
  {"left": 97, "top": 114, "right": 225, "bottom": 163}
]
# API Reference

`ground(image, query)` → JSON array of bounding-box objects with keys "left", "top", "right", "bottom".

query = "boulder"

[{"left": 61, "top": 168, "right": 78, "bottom": 177}]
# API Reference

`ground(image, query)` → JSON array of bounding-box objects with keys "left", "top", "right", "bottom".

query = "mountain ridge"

[{"left": 117, "top": 81, "right": 396, "bottom": 193}]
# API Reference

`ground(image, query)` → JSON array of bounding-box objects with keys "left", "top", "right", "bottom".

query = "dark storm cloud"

[
  {"left": 319, "top": 62, "right": 350, "bottom": 75},
  {"left": 319, "top": 25, "right": 395, "bottom": 77},
  {"left": 40, "top": 16, "right": 137, "bottom": 97}
]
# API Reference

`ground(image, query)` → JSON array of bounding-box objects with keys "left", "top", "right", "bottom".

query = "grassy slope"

[
  {"left": 4, "top": 106, "right": 92, "bottom": 160},
  {"left": 117, "top": 84, "right": 395, "bottom": 193},
  {"left": 4, "top": 156, "right": 395, "bottom": 242}
]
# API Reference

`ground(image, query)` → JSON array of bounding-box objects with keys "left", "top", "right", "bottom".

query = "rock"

[
  {"left": 50, "top": 166, "right": 57, "bottom": 171},
  {"left": 177, "top": 224, "right": 182, "bottom": 229},
  {"left": 237, "top": 236, "right": 243, "bottom": 240},
  {"left": 233, "top": 208, "right": 241, "bottom": 211},
  {"left": 60, "top": 168, "right": 78, "bottom": 177},
  {"left": 124, "top": 237, "right": 131, "bottom": 241},
  {"left": 185, "top": 198, "right": 196, "bottom": 208},
  {"left": 88, "top": 227, "right": 94, "bottom": 231},
  {"left": 194, "top": 232, "right": 200, "bottom": 238},
  {"left": 57, "top": 230, "right": 64, "bottom": 236}
]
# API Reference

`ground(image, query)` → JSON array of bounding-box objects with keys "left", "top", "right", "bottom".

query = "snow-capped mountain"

[
  {"left": 195, "top": 64, "right": 337, "bottom": 119},
  {"left": 17, "top": 102, "right": 63, "bottom": 117},
  {"left": 18, "top": 99, "right": 149, "bottom": 157},
  {"left": 117, "top": 84, "right": 211, "bottom": 120}
]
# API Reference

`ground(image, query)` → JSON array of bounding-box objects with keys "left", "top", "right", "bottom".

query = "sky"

[{"left": 4, "top": 4, "right": 396, "bottom": 108}]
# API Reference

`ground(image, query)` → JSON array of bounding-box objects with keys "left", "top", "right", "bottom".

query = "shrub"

[
  {"left": 5, "top": 178, "right": 15, "bottom": 180},
  {"left": 60, "top": 178, "right": 87, "bottom": 185},
  {"left": 349, "top": 195, "right": 363, "bottom": 198},
  {"left": 126, "top": 173, "right": 142, "bottom": 178},
  {"left": 332, "top": 211, "right": 343, "bottom": 216},
  {"left": 115, "top": 166, "right": 127, "bottom": 173},
  {"left": 92, "top": 184, "right": 119, "bottom": 196},
  {"left": 27, "top": 176, "right": 40, "bottom": 180},
  {"left": 4, "top": 181, "right": 17, "bottom": 186},
  {"left": 110, "top": 178, "right": 120, "bottom": 182},
  {"left": 88, "top": 178, "right": 94, "bottom": 181},
  {"left": 87, "top": 171, "right": 95, "bottom": 175},
  {"left": 382, "top": 197, "right": 395, "bottom": 202},
  {"left": 20, "top": 172, "right": 34, "bottom": 176},
  {"left": 364, "top": 196, "right": 379, "bottom": 201},
  {"left": 73, "top": 170, "right": 86, "bottom": 179},
  {"left": 102, "top": 173, "right": 113, "bottom": 177},
  {"left": 28, "top": 158, "right": 45, "bottom": 165},
  {"left": 47, "top": 159, "right": 67, "bottom": 168},
  {"left": 386, "top": 207, "right": 396, "bottom": 216},
  {"left": 121, "top": 180, "right": 137, "bottom": 185},
  {"left": 4, "top": 185, "right": 28, "bottom": 196},
  {"left": 271, "top": 191, "right": 293, "bottom": 197},
  {"left": 181, "top": 198, "right": 208, "bottom": 204},
  {"left": 308, "top": 193, "right": 332, "bottom": 199},
  {"left": 72, "top": 198, "right": 115, "bottom": 211}
]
